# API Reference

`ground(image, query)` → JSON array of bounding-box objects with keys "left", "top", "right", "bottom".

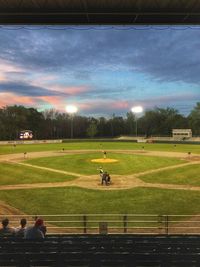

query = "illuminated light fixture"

[
  {"left": 131, "top": 106, "right": 143, "bottom": 114},
  {"left": 65, "top": 105, "right": 78, "bottom": 114},
  {"left": 65, "top": 105, "right": 78, "bottom": 139},
  {"left": 131, "top": 106, "right": 143, "bottom": 137}
]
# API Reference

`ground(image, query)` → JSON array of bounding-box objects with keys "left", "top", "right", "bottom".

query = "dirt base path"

[
  {"left": 0, "top": 149, "right": 198, "bottom": 163},
  {"left": 0, "top": 160, "right": 199, "bottom": 191},
  {"left": 0, "top": 149, "right": 199, "bottom": 191},
  {"left": 0, "top": 201, "right": 26, "bottom": 216},
  {"left": 0, "top": 150, "right": 94, "bottom": 162}
]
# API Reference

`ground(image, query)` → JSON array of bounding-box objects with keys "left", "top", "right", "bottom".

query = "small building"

[{"left": 172, "top": 129, "right": 192, "bottom": 140}]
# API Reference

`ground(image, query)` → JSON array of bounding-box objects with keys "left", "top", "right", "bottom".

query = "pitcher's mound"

[{"left": 91, "top": 158, "right": 118, "bottom": 163}]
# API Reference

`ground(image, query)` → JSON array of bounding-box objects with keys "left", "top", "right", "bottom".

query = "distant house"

[{"left": 172, "top": 129, "right": 192, "bottom": 140}]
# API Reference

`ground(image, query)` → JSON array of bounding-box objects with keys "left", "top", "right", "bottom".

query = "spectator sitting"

[
  {"left": 0, "top": 218, "right": 15, "bottom": 237},
  {"left": 34, "top": 216, "right": 47, "bottom": 236},
  {"left": 38, "top": 219, "right": 47, "bottom": 237},
  {"left": 24, "top": 218, "right": 45, "bottom": 239},
  {"left": 15, "top": 218, "right": 27, "bottom": 238}
]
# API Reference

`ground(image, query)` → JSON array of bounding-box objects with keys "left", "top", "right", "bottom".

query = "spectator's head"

[
  {"left": 35, "top": 218, "right": 44, "bottom": 227},
  {"left": 20, "top": 218, "right": 27, "bottom": 228},
  {"left": 2, "top": 218, "right": 9, "bottom": 228}
]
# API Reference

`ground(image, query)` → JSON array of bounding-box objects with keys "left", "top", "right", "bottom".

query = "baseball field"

[{"left": 0, "top": 141, "right": 200, "bottom": 219}]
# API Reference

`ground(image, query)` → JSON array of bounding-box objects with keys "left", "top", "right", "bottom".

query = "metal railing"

[{"left": 1, "top": 214, "right": 200, "bottom": 235}]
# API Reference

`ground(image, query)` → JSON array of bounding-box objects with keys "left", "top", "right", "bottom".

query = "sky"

[{"left": 0, "top": 26, "right": 199, "bottom": 117}]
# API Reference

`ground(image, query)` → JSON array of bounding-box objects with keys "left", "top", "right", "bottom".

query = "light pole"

[
  {"left": 131, "top": 106, "right": 143, "bottom": 137},
  {"left": 66, "top": 105, "right": 78, "bottom": 139}
]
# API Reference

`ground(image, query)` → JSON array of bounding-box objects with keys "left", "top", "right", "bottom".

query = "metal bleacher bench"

[{"left": 1, "top": 234, "right": 200, "bottom": 267}]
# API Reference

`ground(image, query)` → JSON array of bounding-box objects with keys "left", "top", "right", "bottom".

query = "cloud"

[
  {"left": 0, "top": 27, "right": 199, "bottom": 116},
  {"left": 1, "top": 28, "right": 200, "bottom": 85},
  {"left": 50, "top": 85, "right": 90, "bottom": 96},
  {"left": 77, "top": 92, "right": 200, "bottom": 116},
  {"left": 0, "top": 92, "right": 36, "bottom": 107},
  {"left": 0, "top": 81, "right": 65, "bottom": 97},
  {"left": 0, "top": 59, "right": 27, "bottom": 82},
  {"left": 73, "top": 70, "right": 91, "bottom": 80},
  {"left": 38, "top": 96, "right": 65, "bottom": 109},
  {"left": 76, "top": 100, "right": 130, "bottom": 116},
  {"left": 0, "top": 74, "right": 6, "bottom": 82},
  {"left": 32, "top": 74, "right": 59, "bottom": 86},
  {"left": 0, "top": 59, "right": 23, "bottom": 73},
  {"left": 136, "top": 92, "right": 199, "bottom": 109}
]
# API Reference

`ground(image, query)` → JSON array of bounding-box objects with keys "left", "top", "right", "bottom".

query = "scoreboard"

[{"left": 20, "top": 130, "right": 33, "bottom": 140}]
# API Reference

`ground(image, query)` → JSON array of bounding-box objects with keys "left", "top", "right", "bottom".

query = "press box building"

[{"left": 172, "top": 129, "right": 192, "bottom": 140}]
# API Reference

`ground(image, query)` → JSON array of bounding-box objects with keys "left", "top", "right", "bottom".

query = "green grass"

[
  {"left": 0, "top": 141, "right": 200, "bottom": 155},
  {"left": 140, "top": 164, "right": 200, "bottom": 186},
  {"left": 0, "top": 140, "right": 199, "bottom": 224},
  {"left": 0, "top": 162, "right": 76, "bottom": 185},
  {"left": 26, "top": 153, "right": 184, "bottom": 175},
  {"left": 0, "top": 187, "right": 199, "bottom": 215}
]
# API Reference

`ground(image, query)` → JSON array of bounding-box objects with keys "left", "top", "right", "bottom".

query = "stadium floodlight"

[
  {"left": 65, "top": 105, "right": 78, "bottom": 114},
  {"left": 131, "top": 106, "right": 143, "bottom": 137},
  {"left": 65, "top": 105, "right": 78, "bottom": 139},
  {"left": 131, "top": 106, "right": 143, "bottom": 114}
]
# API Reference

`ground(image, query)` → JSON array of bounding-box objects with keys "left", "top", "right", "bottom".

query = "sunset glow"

[{"left": 0, "top": 26, "right": 199, "bottom": 116}]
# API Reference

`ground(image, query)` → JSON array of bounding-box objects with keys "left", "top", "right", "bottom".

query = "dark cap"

[{"left": 35, "top": 219, "right": 44, "bottom": 227}]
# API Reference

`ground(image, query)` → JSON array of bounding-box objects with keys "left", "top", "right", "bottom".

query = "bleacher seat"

[{"left": 1, "top": 235, "right": 200, "bottom": 266}]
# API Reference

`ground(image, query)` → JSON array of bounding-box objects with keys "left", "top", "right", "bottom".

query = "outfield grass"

[
  {"left": 0, "top": 141, "right": 200, "bottom": 155},
  {"left": 0, "top": 162, "right": 76, "bottom": 185},
  {"left": 140, "top": 164, "right": 200, "bottom": 186},
  {"left": 26, "top": 153, "right": 184, "bottom": 175},
  {"left": 0, "top": 186, "right": 199, "bottom": 215}
]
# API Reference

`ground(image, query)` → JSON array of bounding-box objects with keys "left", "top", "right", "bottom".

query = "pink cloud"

[
  {"left": 62, "top": 86, "right": 89, "bottom": 95},
  {"left": 0, "top": 93, "right": 67, "bottom": 111},
  {"left": 32, "top": 74, "right": 58, "bottom": 86},
  {"left": 38, "top": 96, "right": 65, "bottom": 109},
  {"left": 48, "top": 85, "right": 90, "bottom": 96},
  {"left": 77, "top": 103, "right": 92, "bottom": 110},
  {"left": 78, "top": 100, "right": 130, "bottom": 112},
  {"left": 112, "top": 101, "right": 129, "bottom": 109},
  {"left": 0, "top": 73, "right": 6, "bottom": 82},
  {"left": 65, "top": 100, "right": 129, "bottom": 116},
  {"left": 0, "top": 92, "right": 36, "bottom": 107},
  {"left": 0, "top": 59, "right": 27, "bottom": 83},
  {"left": 0, "top": 59, "right": 24, "bottom": 73}
]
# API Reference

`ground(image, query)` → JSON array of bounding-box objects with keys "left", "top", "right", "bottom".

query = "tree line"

[{"left": 0, "top": 103, "right": 200, "bottom": 140}]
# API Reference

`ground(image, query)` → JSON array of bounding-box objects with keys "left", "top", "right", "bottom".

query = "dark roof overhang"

[{"left": 0, "top": 0, "right": 200, "bottom": 25}]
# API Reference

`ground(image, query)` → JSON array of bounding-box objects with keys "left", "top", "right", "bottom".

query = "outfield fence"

[
  {"left": 0, "top": 139, "right": 62, "bottom": 145},
  {"left": 1, "top": 214, "right": 200, "bottom": 235}
]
